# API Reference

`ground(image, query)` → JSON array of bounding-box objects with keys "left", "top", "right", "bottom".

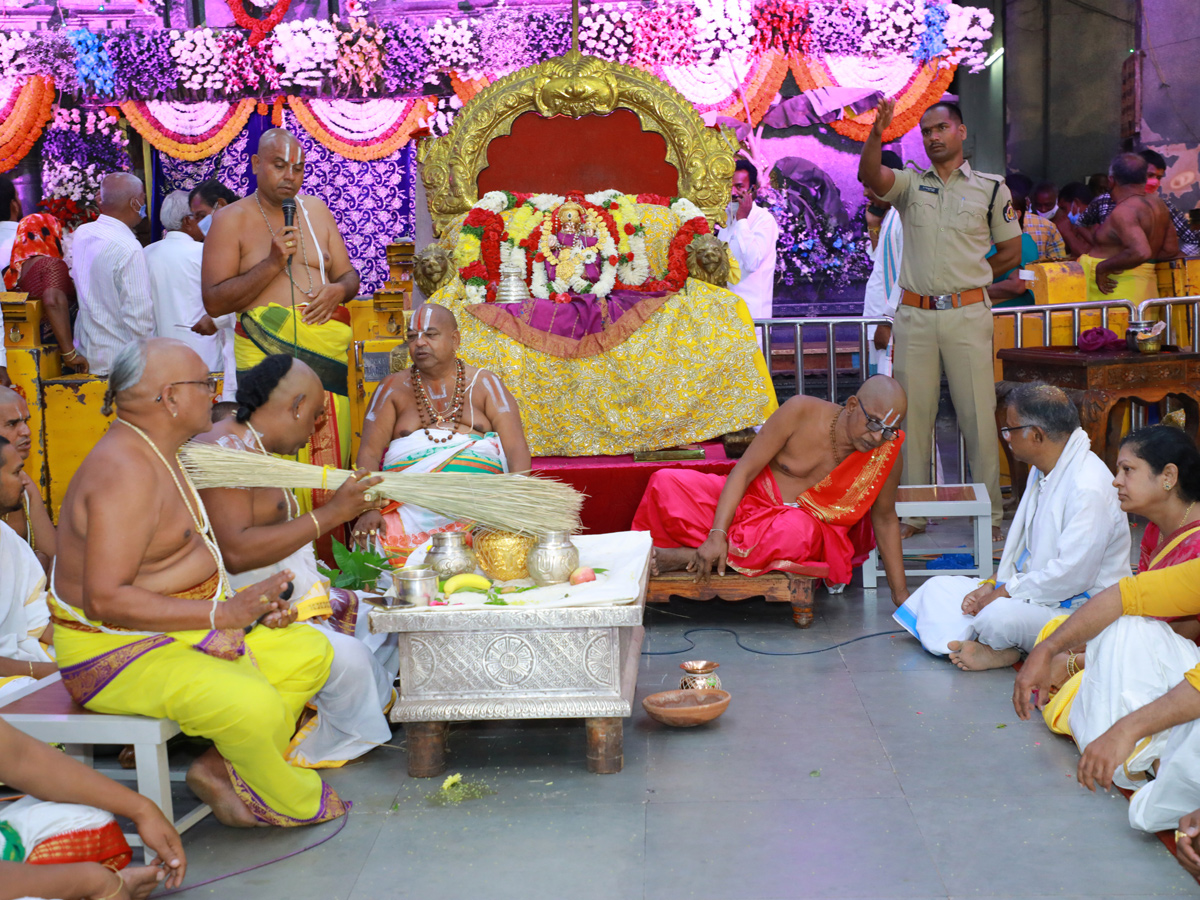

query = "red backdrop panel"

[{"left": 477, "top": 110, "right": 679, "bottom": 197}]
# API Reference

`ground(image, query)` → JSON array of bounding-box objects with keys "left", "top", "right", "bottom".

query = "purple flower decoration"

[
  {"left": 805, "top": 0, "right": 868, "bottom": 57},
  {"left": 105, "top": 30, "right": 177, "bottom": 100},
  {"left": 524, "top": 10, "right": 571, "bottom": 62},
  {"left": 25, "top": 32, "right": 83, "bottom": 93},
  {"left": 381, "top": 20, "right": 431, "bottom": 95}
]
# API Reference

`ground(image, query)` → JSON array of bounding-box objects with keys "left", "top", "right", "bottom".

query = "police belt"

[{"left": 900, "top": 288, "right": 987, "bottom": 310}]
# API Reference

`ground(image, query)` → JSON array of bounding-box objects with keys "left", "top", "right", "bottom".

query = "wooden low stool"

[{"left": 647, "top": 567, "right": 825, "bottom": 628}]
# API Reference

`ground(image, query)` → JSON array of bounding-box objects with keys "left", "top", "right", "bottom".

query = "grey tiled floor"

[{"left": 166, "top": 521, "right": 1199, "bottom": 899}]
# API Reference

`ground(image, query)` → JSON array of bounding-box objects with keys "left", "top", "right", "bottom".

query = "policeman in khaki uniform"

[{"left": 859, "top": 98, "right": 1022, "bottom": 541}]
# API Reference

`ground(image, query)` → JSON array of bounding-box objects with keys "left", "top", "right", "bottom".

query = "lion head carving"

[
  {"left": 686, "top": 233, "right": 731, "bottom": 288},
  {"left": 414, "top": 244, "right": 453, "bottom": 298}
]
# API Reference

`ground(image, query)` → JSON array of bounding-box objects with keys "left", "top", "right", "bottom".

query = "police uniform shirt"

[{"left": 881, "top": 160, "right": 1022, "bottom": 296}]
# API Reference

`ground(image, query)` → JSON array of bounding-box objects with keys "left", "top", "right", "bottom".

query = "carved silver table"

[{"left": 369, "top": 558, "right": 647, "bottom": 776}]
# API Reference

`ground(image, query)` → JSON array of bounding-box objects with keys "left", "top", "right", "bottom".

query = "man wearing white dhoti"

[
  {"left": 894, "top": 383, "right": 1130, "bottom": 670},
  {"left": 1017, "top": 558, "right": 1200, "bottom": 834},
  {"left": 0, "top": 438, "right": 55, "bottom": 703},
  {"left": 198, "top": 355, "right": 396, "bottom": 769},
  {"left": 351, "top": 304, "right": 531, "bottom": 564}
]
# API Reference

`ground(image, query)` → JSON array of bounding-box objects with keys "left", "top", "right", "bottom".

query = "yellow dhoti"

[
  {"left": 50, "top": 583, "right": 343, "bottom": 827},
  {"left": 1035, "top": 615, "right": 1081, "bottom": 736},
  {"left": 1081, "top": 254, "right": 1159, "bottom": 306},
  {"left": 235, "top": 303, "right": 351, "bottom": 510}
]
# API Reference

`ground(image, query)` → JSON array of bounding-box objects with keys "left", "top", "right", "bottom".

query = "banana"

[{"left": 443, "top": 573, "right": 492, "bottom": 595}]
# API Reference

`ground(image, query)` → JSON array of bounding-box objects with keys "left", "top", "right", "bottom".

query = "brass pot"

[
  {"left": 525, "top": 530, "right": 580, "bottom": 586},
  {"left": 474, "top": 531, "right": 537, "bottom": 581}
]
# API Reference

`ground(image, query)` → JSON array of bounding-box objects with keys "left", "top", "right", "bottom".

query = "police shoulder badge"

[{"left": 1002, "top": 200, "right": 1015, "bottom": 223}]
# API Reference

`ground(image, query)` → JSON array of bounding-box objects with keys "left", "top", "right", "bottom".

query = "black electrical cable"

[{"left": 642, "top": 626, "right": 904, "bottom": 657}]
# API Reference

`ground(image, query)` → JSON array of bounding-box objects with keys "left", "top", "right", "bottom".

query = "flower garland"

[
  {"left": 476, "top": 6, "right": 536, "bottom": 79},
  {"left": 380, "top": 20, "right": 430, "bottom": 95},
  {"left": 0, "top": 75, "right": 55, "bottom": 174},
  {"left": 271, "top": 19, "right": 339, "bottom": 90},
  {"left": 585, "top": 189, "right": 648, "bottom": 287},
  {"left": 286, "top": 96, "right": 434, "bottom": 160},
  {"left": 861, "top": 0, "right": 924, "bottom": 55},
  {"left": 105, "top": 29, "right": 176, "bottom": 101},
  {"left": 632, "top": 5, "right": 698, "bottom": 68},
  {"left": 220, "top": 30, "right": 280, "bottom": 95},
  {"left": 942, "top": 3, "right": 994, "bottom": 72},
  {"left": 579, "top": 5, "right": 636, "bottom": 64},
  {"left": 228, "top": 0, "right": 292, "bottom": 47},
  {"left": 170, "top": 28, "right": 228, "bottom": 95},
  {"left": 752, "top": 0, "right": 808, "bottom": 56},
  {"left": 693, "top": 0, "right": 756, "bottom": 64},
  {"left": 121, "top": 98, "right": 256, "bottom": 160},
  {"left": 625, "top": 195, "right": 709, "bottom": 293},
  {"left": 804, "top": 0, "right": 867, "bottom": 56},
  {"left": 427, "top": 18, "right": 481, "bottom": 82}
]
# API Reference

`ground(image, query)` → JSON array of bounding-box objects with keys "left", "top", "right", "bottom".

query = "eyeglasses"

[
  {"left": 156, "top": 376, "right": 219, "bottom": 402},
  {"left": 999, "top": 423, "right": 1033, "bottom": 437},
  {"left": 861, "top": 409, "right": 899, "bottom": 440}
]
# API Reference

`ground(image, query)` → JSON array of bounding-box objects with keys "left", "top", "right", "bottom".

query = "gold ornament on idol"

[{"left": 117, "top": 419, "right": 232, "bottom": 605}]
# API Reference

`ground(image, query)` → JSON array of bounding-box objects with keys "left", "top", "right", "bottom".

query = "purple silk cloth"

[
  {"left": 545, "top": 231, "right": 602, "bottom": 284},
  {"left": 1078, "top": 326, "right": 1126, "bottom": 352},
  {"left": 492, "top": 289, "right": 670, "bottom": 340}
]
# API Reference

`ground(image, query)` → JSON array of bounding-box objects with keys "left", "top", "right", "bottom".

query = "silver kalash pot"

[
  {"left": 494, "top": 261, "right": 531, "bottom": 304},
  {"left": 424, "top": 531, "right": 476, "bottom": 578},
  {"left": 525, "top": 531, "right": 580, "bottom": 586}
]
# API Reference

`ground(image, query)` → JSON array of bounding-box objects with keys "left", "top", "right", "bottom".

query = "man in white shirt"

[
  {"left": 717, "top": 159, "right": 779, "bottom": 321},
  {"left": 862, "top": 150, "right": 904, "bottom": 375},
  {"left": 71, "top": 173, "right": 154, "bottom": 377},
  {"left": 144, "top": 190, "right": 219, "bottom": 371},
  {"left": 894, "top": 383, "right": 1131, "bottom": 669}
]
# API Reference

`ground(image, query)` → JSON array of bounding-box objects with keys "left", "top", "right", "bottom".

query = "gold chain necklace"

[
  {"left": 117, "top": 419, "right": 230, "bottom": 596},
  {"left": 255, "top": 191, "right": 315, "bottom": 295},
  {"left": 244, "top": 422, "right": 299, "bottom": 520}
]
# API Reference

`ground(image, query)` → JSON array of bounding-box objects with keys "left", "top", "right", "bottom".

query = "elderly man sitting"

[
  {"left": 352, "top": 304, "right": 531, "bottom": 563},
  {"left": 895, "top": 383, "right": 1130, "bottom": 670},
  {"left": 0, "top": 436, "right": 55, "bottom": 703},
  {"left": 634, "top": 375, "right": 910, "bottom": 601},
  {"left": 0, "top": 384, "right": 55, "bottom": 566}
]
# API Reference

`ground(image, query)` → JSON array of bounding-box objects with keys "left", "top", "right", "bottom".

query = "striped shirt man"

[{"left": 71, "top": 214, "right": 154, "bottom": 376}]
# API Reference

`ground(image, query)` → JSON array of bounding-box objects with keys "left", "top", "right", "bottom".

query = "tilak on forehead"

[
  {"left": 880, "top": 407, "right": 901, "bottom": 427},
  {"left": 415, "top": 305, "right": 435, "bottom": 333}
]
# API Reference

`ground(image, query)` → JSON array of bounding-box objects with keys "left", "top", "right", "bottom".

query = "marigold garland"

[
  {"left": 713, "top": 49, "right": 789, "bottom": 124},
  {"left": 0, "top": 76, "right": 55, "bottom": 174},
  {"left": 120, "top": 98, "right": 256, "bottom": 161},
  {"left": 788, "top": 51, "right": 956, "bottom": 142},
  {"left": 286, "top": 95, "right": 434, "bottom": 160}
]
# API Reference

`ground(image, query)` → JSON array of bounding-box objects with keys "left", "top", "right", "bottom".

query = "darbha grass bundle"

[{"left": 179, "top": 442, "right": 583, "bottom": 536}]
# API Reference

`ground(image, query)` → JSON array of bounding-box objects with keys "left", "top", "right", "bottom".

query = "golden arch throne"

[{"left": 412, "top": 50, "right": 777, "bottom": 457}]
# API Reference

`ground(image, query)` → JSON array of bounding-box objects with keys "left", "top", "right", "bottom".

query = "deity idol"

[{"left": 540, "top": 200, "right": 601, "bottom": 287}]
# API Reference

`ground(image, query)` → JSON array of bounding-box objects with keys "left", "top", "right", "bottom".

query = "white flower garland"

[
  {"left": 305, "top": 97, "right": 414, "bottom": 141},
  {"left": 271, "top": 19, "right": 340, "bottom": 89},
  {"left": 170, "top": 28, "right": 227, "bottom": 93},
  {"left": 0, "top": 31, "right": 33, "bottom": 78},
  {"left": 692, "top": 0, "right": 756, "bottom": 64},
  {"left": 143, "top": 99, "right": 237, "bottom": 136},
  {"left": 660, "top": 47, "right": 755, "bottom": 108},
  {"left": 427, "top": 17, "right": 481, "bottom": 82},
  {"left": 943, "top": 3, "right": 994, "bottom": 72}
]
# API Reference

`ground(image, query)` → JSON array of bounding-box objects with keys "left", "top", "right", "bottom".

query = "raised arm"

[
  {"left": 869, "top": 451, "right": 907, "bottom": 605},
  {"left": 858, "top": 98, "right": 898, "bottom": 198},
  {"left": 201, "top": 204, "right": 294, "bottom": 317},
  {"left": 480, "top": 370, "right": 531, "bottom": 474}
]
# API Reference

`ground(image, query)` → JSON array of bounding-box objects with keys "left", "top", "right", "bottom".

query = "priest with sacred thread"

[{"left": 633, "top": 375, "right": 909, "bottom": 601}]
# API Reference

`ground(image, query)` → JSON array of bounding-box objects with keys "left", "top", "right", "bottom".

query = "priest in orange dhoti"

[{"left": 633, "top": 375, "right": 909, "bottom": 601}]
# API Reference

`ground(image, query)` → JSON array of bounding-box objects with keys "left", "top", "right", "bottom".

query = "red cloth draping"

[{"left": 531, "top": 442, "right": 735, "bottom": 535}]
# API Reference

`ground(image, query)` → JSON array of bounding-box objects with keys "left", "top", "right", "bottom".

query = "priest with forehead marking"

[
  {"left": 201, "top": 128, "right": 359, "bottom": 489},
  {"left": 633, "top": 375, "right": 910, "bottom": 602}
]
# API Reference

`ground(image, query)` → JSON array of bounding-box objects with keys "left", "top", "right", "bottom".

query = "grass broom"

[{"left": 179, "top": 442, "right": 583, "bottom": 536}]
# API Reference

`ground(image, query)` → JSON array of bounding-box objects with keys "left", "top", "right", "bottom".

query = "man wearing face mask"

[
  {"left": 183, "top": 179, "right": 240, "bottom": 244},
  {"left": 69, "top": 173, "right": 155, "bottom": 377},
  {"left": 1050, "top": 182, "right": 1094, "bottom": 258},
  {"left": 1024, "top": 181, "right": 1068, "bottom": 261}
]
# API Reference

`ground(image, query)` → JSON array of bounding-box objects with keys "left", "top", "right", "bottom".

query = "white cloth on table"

[
  {"left": 1068, "top": 615, "right": 1200, "bottom": 793},
  {"left": 717, "top": 203, "right": 779, "bottom": 321},
  {"left": 893, "top": 429, "right": 1131, "bottom": 654},
  {"left": 863, "top": 207, "right": 902, "bottom": 375},
  {"left": 228, "top": 540, "right": 394, "bottom": 768},
  {"left": 71, "top": 214, "right": 154, "bottom": 376},
  {"left": 144, "top": 231, "right": 219, "bottom": 370},
  {"left": 0, "top": 520, "right": 52, "bottom": 702}
]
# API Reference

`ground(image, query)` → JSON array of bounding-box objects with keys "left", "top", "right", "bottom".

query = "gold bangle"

[
  {"left": 62, "top": 348, "right": 78, "bottom": 361},
  {"left": 28, "top": 660, "right": 34, "bottom": 677},
  {"left": 95, "top": 869, "right": 124, "bottom": 900},
  {"left": 308, "top": 511, "right": 321, "bottom": 541},
  {"left": 1066, "top": 651, "right": 1078, "bottom": 678},
  {"left": 980, "top": 578, "right": 996, "bottom": 587}
]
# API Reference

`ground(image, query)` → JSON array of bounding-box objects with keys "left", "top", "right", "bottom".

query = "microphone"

[{"left": 281, "top": 197, "right": 296, "bottom": 229}]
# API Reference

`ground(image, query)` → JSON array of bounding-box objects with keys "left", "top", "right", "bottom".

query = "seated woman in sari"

[
  {"left": 1037, "top": 424, "right": 1200, "bottom": 736},
  {"left": 2, "top": 214, "right": 86, "bottom": 373}
]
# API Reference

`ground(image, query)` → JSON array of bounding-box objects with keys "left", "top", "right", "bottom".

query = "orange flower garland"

[
  {"left": 788, "top": 52, "right": 956, "bottom": 142},
  {"left": 120, "top": 99, "right": 257, "bottom": 161},
  {"left": 712, "top": 50, "right": 790, "bottom": 124},
  {"left": 450, "top": 71, "right": 491, "bottom": 105},
  {"left": 0, "top": 76, "right": 55, "bottom": 174},
  {"left": 286, "top": 96, "right": 436, "bottom": 161}
]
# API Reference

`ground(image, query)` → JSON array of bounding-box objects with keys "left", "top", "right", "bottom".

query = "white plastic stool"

[{"left": 861, "top": 483, "right": 993, "bottom": 588}]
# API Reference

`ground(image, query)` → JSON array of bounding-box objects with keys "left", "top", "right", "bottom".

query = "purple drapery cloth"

[{"left": 490, "top": 289, "right": 670, "bottom": 340}]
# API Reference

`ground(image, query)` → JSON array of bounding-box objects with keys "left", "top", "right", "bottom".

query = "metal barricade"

[
  {"left": 752, "top": 316, "right": 891, "bottom": 403},
  {"left": 1136, "top": 295, "right": 1200, "bottom": 352}
]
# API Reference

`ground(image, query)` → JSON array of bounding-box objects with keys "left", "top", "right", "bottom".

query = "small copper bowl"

[
  {"left": 679, "top": 660, "right": 719, "bottom": 675},
  {"left": 642, "top": 689, "right": 730, "bottom": 727}
]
